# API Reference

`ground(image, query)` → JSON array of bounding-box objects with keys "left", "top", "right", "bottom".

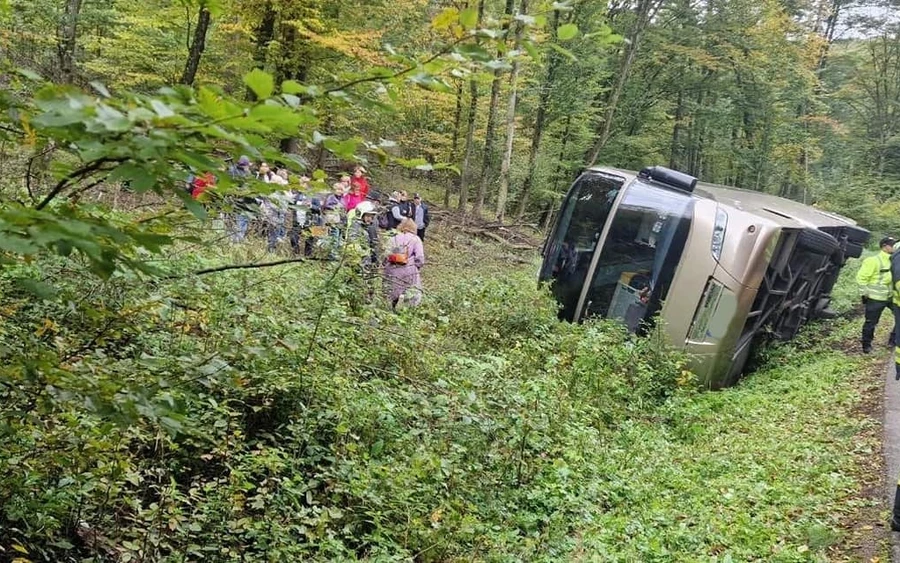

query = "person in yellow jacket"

[{"left": 857, "top": 236, "right": 896, "bottom": 353}]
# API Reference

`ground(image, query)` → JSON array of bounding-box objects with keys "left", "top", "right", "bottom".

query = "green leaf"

[
  {"left": 16, "top": 67, "right": 41, "bottom": 81},
  {"left": 551, "top": 1, "right": 575, "bottom": 11},
  {"left": 459, "top": 7, "right": 478, "bottom": 29},
  {"left": 150, "top": 99, "right": 175, "bottom": 118},
  {"left": 90, "top": 81, "right": 111, "bottom": 98},
  {"left": 178, "top": 191, "right": 209, "bottom": 220},
  {"left": 432, "top": 7, "right": 458, "bottom": 30},
  {"left": 14, "top": 277, "right": 58, "bottom": 300},
  {"left": 243, "top": 69, "right": 275, "bottom": 100},
  {"left": 323, "top": 138, "right": 360, "bottom": 160},
  {"left": 548, "top": 42, "right": 577, "bottom": 61},
  {"left": 557, "top": 23, "right": 579, "bottom": 41},
  {"left": 108, "top": 163, "right": 156, "bottom": 192},
  {"left": 522, "top": 40, "right": 540, "bottom": 61},
  {"left": 0, "top": 233, "right": 39, "bottom": 254},
  {"left": 282, "top": 80, "right": 309, "bottom": 95},
  {"left": 456, "top": 43, "right": 493, "bottom": 62}
]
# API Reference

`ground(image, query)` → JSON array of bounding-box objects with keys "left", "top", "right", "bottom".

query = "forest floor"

[
  {"left": 4, "top": 195, "right": 900, "bottom": 560},
  {"left": 176, "top": 204, "right": 900, "bottom": 561}
]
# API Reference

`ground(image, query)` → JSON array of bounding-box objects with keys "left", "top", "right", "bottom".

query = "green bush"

[
  {"left": 0, "top": 246, "right": 876, "bottom": 561},
  {"left": 0, "top": 250, "right": 688, "bottom": 561}
]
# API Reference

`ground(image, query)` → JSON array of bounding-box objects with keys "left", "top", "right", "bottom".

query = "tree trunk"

[
  {"left": 446, "top": 79, "right": 464, "bottom": 207},
  {"left": 276, "top": 22, "right": 309, "bottom": 155},
  {"left": 57, "top": 0, "right": 84, "bottom": 83},
  {"left": 474, "top": 0, "right": 516, "bottom": 216},
  {"left": 553, "top": 114, "right": 572, "bottom": 193},
  {"left": 457, "top": 0, "right": 485, "bottom": 214},
  {"left": 495, "top": 0, "right": 527, "bottom": 222},
  {"left": 669, "top": 88, "right": 685, "bottom": 169},
  {"left": 180, "top": 6, "right": 212, "bottom": 85},
  {"left": 816, "top": 0, "right": 844, "bottom": 74},
  {"left": 515, "top": 9, "right": 562, "bottom": 221},
  {"left": 249, "top": 2, "right": 277, "bottom": 100},
  {"left": 584, "top": 0, "right": 660, "bottom": 166},
  {"left": 458, "top": 79, "right": 480, "bottom": 213},
  {"left": 540, "top": 200, "right": 555, "bottom": 233}
]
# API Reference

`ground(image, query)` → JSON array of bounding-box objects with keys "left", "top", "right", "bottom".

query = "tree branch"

[
  {"left": 35, "top": 157, "right": 125, "bottom": 210},
  {"left": 323, "top": 36, "right": 470, "bottom": 94},
  {"left": 190, "top": 258, "right": 307, "bottom": 276},
  {"left": 0, "top": 124, "right": 25, "bottom": 141}
]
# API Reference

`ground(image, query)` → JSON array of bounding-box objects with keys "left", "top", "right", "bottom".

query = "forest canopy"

[{"left": 2, "top": 0, "right": 898, "bottom": 232}]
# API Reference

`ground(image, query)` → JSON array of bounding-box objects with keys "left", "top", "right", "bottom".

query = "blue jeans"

[
  {"left": 267, "top": 211, "right": 286, "bottom": 251},
  {"left": 268, "top": 225, "right": 286, "bottom": 251},
  {"left": 230, "top": 213, "right": 249, "bottom": 242}
]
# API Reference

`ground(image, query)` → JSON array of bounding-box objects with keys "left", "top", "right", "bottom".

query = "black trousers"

[
  {"left": 417, "top": 228, "right": 426, "bottom": 241},
  {"left": 862, "top": 298, "right": 891, "bottom": 346},
  {"left": 892, "top": 303, "right": 900, "bottom": 346},
  {"left": 893, "top": 475, "right": 900, "bottom": 529}
]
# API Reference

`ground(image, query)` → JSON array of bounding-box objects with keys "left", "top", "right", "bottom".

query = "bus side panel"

[{"left": 659, "top": 199, "right": 720, "bottom": 347}]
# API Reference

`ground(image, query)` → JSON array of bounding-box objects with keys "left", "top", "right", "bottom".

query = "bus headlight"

[{"left": 711, "top": 208, "right": 728, "bottom": 261}]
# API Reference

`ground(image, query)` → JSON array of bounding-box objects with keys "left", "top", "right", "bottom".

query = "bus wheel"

[{"left": 797, "top": 228, "right": 840, "bottom": 256}]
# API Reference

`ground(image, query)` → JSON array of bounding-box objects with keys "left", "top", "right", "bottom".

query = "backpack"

[
  {"left": 378, "top": 210, "right": 391, "bottom": 230},
  {"left": 387, "top": 238, "right": 409, "bottom": 265}
]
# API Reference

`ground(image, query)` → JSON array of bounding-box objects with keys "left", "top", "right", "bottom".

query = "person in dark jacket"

[
  {"left": 411, "top": 193, "right": 430, "bottom": 241},
  {"left": 400, "top": 191, "right": 414, "bottom": 219},
  {"left": 890, "top": 240, "right": 900, "bottom": 347},
  {"left": 387, "top": 192, "right": 403, "bottom": 229},
  {"left": 228, "top": 155, "right": 254, "bottom": 242}
]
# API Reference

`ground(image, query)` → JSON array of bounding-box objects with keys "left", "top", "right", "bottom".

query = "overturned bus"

[{"left": 539, "top": 165, "right": 870, "bottom": 388}]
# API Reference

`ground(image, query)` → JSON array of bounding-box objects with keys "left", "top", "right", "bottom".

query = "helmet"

[{"left": 356, "top": 201, "right": 377, "bottom": 216}]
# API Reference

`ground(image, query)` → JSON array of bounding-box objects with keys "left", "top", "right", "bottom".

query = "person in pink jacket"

[
  {"left": 342, "top": 182, "right": 365, "bottom": 212},
  {"left": 383, "top": 218, "right": 425, "bottom": 309}
]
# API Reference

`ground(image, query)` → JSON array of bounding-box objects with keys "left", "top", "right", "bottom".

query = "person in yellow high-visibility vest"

[{"left": 857, "top": 236, "right": 896, "bottom": 353}]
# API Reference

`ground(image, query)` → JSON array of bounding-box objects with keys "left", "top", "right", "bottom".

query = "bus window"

[
  {"left": 540, "top": 173, "right": 624, "bottom": 320},
  {"left": 581, "top": 180, "right": 694, "bottom": 328}
]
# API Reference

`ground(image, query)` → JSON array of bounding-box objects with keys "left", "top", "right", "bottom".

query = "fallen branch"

[
  {"left": 481, "top": 222, "right": 540, "bottom": 231},
  {"left": 464, "top": 227, "right": 536, "bottom": 250},
  {"left": 191, "top": 258, "right": 306, "bottom": 276}
]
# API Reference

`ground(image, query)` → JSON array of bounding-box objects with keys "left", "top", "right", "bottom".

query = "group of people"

[{"left": 190, "top": 156, "right": 432, "bottom": 309}]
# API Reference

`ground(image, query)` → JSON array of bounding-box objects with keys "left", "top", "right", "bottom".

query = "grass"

[
  {"left": 571, "top": 316, "right": 886, "bottom": 561},
  {"left": 0, "top": 211, "right": 891, "bottom": 561}
]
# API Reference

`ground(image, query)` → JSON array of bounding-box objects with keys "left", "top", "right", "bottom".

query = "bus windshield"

[
  {"left": 540, "top": 172, "right": 624, "bottom": 320},
  {"left": 581, "top": 180, "right": 694, "bottom": 330}
]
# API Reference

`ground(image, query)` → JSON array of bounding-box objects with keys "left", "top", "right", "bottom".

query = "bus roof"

[{"left": 585, "top": 166, "right": 858, "bottom": 230}]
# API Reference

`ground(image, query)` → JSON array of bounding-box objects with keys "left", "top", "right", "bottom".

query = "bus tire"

[
  {"left": 843, "top": 225, "right": 870, "bottom": 244},
  {"left": 797, "top": 228, "right": 840, "bottom": 256},
  {"left": 845, "top": 241, "right": 864, "bottom": 259}
]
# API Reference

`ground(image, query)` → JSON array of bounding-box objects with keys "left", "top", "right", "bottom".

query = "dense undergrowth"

[{"left": 0, "top": 228, "right": 879, "bottom": 561}]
